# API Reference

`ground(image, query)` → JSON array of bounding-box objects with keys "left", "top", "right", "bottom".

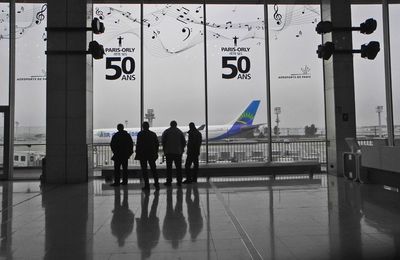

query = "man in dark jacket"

[
  {"left": 162, "top": 120, "right": 186, "bottom": 186},
  {"left": 110, "top": 123, "right": 134, "bottom": 186},
  {"left": 135, "top": 122, "right": 160, "bottom": 190},
  {"left": 183, "top": 122, "right": 202, "bottom": 184}
]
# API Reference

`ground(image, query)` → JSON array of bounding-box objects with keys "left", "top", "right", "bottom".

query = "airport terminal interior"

[{"left": 1, "top": 0, "right": 400, "bottom": 259}]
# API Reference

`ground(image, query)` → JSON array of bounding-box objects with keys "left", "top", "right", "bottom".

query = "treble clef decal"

[
  {"left": 35, "top": 4, "right": 47, "bottom": 25},
  {"left": 273, "top": 4, "right": 282, "bottom": 25}
]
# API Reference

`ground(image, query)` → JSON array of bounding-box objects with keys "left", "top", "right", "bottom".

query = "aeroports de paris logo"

[{"left": 278, "top": 65, "right": 312, "bottom": 79}]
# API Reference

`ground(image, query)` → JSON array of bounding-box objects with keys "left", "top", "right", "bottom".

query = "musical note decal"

[
  {"left": 151, "top": 30, "right": 159, "bottom": 39},
  {"left": 273, "top": 5, "right": 282, "bottom": 25},
  {"left": 35, "top": 4, "right": 47, "bottom": 25},
  {"left": 95, "top": 8, "right": 104, "bottom": 20},
  {"left": 182, "top": 27, "right": 191, "bottom": 41},
  {"left": 152, "top": 13, "right": 159, "bottom": 21},
  {"left": 0, "top": 3, "right": 49, "bottom": 41},
  {"left": 143, "top": 19, "right": 151, "bottom": 27},
  {"left": 195, "top": 6, "right": 201, "bottom": 13},
  {"left": 89, "top": 4, "right": 320, "bottom": 57},
  {"left": 17, "top": 6, "right": 24, "bottom": 14},
  {"left": 176, "top": 16, "right": 187, "bottom": 24}
]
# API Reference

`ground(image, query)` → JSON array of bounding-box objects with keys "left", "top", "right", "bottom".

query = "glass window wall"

[
  {"left": 0, "top": 2, "right": 9, "bottom": 105},
  {"left": 143, "top": 4, "right": 205, "bottom": 164},
  {"left": 352, "top": 5, "right": 386, "bottom": 139},
  {"left": 4, "top": 2, "right": 335, "bottom": 171},
  {"left": 206, "top": 4, "right": 268, "bottom": 163},
  {"left": 268, "top": 4, "right": 325, "bottom": 162},
  {"left": 389, "top": 4, "right": 400, "bottom": 140},
  {"left": 13, "top": 3, "right": 47, "bottom": 175},
  {"left": 91, "top": 3, "right": 328, "bottom": 167},
  {"left": 93, "top": 4, "right": 142, "bottom": 167},
  {"left": 3, "top": 1, "right": 400, "bottom": 172}
]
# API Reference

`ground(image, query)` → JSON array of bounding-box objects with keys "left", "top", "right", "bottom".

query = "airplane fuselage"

[
  {"left": 93, "top": 100, "right": 262, "bottom": 143},
  {"left": 93, "top": 124, "right": 231, "bottom": 143}
]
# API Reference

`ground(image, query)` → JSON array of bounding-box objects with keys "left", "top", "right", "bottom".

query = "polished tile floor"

[{"left": 0, "top": 175, "right": 399, "bottom": 259}]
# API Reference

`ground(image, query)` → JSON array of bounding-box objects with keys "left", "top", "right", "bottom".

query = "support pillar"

[
  {"left": 46, "top": 0, "right": 93, "bottom": 183},
  {"left": 321, "top": 0, "right": 356, "bottom": 176}
]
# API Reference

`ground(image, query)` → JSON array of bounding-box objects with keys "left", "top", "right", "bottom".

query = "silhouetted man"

[
  {"left": 111, "top": 186, "right": 134, "bottom": 247},
  {"left": 135, "top": 122, "right": 160, "bottom": 190},
  {"left": 136, "top": 190, "right": 160, "bottom": 259},
  {"left": 186, "top": 185, "right": 203, "bottom": 241},
  {"left": 162, "top": 121, "right": 186, "bottom": 186},
  {"left": 163, "top": 187, "right": 187, "bottom": 249},
  {"left": 110, "top": 123, "right": 134, "bottom": 186},
  {"left": 183, "top": 122, "right": 202, "bottom": 184}
]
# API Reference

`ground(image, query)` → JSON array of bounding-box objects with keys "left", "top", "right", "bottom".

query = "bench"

[{"left": 101, "top": 161, "right": 321, "bottom": 180}]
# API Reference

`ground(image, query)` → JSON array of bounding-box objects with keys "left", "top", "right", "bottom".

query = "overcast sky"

[{"left": 0, "top": 3, "right": 398, "bottom": 131}]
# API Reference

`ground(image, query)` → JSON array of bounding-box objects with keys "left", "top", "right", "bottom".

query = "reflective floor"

[{"left": 0, "top": 175, "right": 399, "bottom": 259}]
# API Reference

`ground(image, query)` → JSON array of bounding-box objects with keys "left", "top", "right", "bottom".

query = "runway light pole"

[
  {"left": 145, "top": 109, "right": 155, "bottom": 127},
  {"left": 376, "top": 105, "right": 383, "bottom": 137},
  {"left": 274, "top": 107, "right": 281, "bottom": 137},
  {"left": 15, "top": 121, "right": 19, "bottom": 140}
]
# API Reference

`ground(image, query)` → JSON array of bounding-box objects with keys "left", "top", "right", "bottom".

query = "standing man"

[
  {"left": 183, "top": 122, "right": 202, "bottom": 184},
  {"left": 135, "top": 122, "right": 160, "bottom": 190},
  {"left": 162, "top": 120, "right": 186, "bottom": 186},
  {"left": 110, "top": 123, "right": 134, "bottom": 186}
]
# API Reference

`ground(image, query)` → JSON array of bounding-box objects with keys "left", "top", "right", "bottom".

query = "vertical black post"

[
  {"left": 140, "top": 2, "right": 144, "bottom": 128},
  {"left": 382, "top": 0, "right": 394, "bottom": 146},
  {"left": 203, "top": 1, "right": 209, "bottom": 165},
  {"left": 263, "top": 2, "right": 272, "bottom": 163},
  {"left": 7, "top": 0, "right": 16, "bottom": 179}
]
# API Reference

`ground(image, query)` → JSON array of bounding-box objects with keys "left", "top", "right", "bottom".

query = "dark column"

[
  {"left": 46, "top": 0, "right": 93, "bottom": 183},
  {"left": 321, "top": 0, "right": 356, "bottom": 176}
]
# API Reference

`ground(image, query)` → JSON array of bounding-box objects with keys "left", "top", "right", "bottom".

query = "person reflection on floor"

[
  {"left": 136, "top": 190, "right": 160, "bottom": 259},
  {"left": 111, "top": 186, "right": 134, "bottom": 247},
  {"left": 163, "top": 187, "right": 187, "bottom": 249},
  {"left": 186, "top": 185, "right": 203, "bottom": 241}
]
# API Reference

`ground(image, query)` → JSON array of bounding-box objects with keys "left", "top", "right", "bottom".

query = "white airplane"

[{"left": 93, "top": 100, "right": 262, "bottom": 143}]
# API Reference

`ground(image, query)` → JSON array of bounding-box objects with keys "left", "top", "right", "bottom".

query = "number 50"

[
  {"left": 222, "top": 56, "right": 251, "bottom": 79},
  {"left": 106, "top": 57, "right": 135, "bottom": 80}
]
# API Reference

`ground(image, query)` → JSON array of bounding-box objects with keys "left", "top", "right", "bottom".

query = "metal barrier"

[
  {"left": 0, "top": 138, "right": 376, "bottom": 170},
  {"left": 92, "top": 138, "right": 376, "bottom": 168},
  {"left": 92, "top": 139, "right": 329, "bottom": 168},
  {"left": 271, "top": 140, "right": 326, "bottom": 163},
  {"left": 0, "top": 144, "right": 46, "bottom": 168}
]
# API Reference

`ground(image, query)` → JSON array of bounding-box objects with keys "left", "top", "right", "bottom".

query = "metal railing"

[
  {"left": 92, "top": 138, "right": 378, "bottom": 168},
  {"left": 0, "top": 139, "right": 376, "bottom": 170},
  {"left": 93, "top": 139, "right": 330, "bottom": 168},
  {"left": 0, "top": 144, "right": 46, "bottom": 168}
]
